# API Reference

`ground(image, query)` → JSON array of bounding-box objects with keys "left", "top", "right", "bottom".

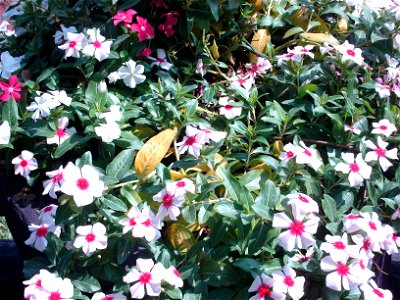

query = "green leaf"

[
  {"left": 101, "top": 194, "right": 128, "bottom": 212},
  {"left": 56, "top": 250, "right": 73, "bottom": 277},
  {"left": 117, "top": 238, "right": 134, "bottom": 264},
  {"left": 251, "top": 180, "right": 280, "bottom": 220},
  {"left": 106, "top": 149, "right": 134, "bottom": 180},
  {"left": 54, "top": 134, "right": 94, "bottom": 158},
  {"left": 247, "top": 222, "right": 269, "bottom": 255},
  {"left": 36, "top": 67, "right": 57, "bottom": 83},
  {"left": 206, "top": 0, "right": 219, "bottom": 21},
  {"left": 2, "top": 98, "right": 18, "bottom": 127},
  {"left": 182, "top": 204, "right": 197, "bottom": 224},
  {"left": 199, "top": 261, "right": 238, "bottom": 287},
  {"left": 322, "top": 194, "right": 338, "bottom": 222},
  {"left": 214, "top": 200, "right": 241, "bottom": 218},
  {"left": 165, "top": 287, "right": 183, "bottom": 299},
  {"left": 71, "top": 274, "right": 101, "bottom": 293},
  {"left": 298, "top": 83, "right": 318, "bottom": 99},
  {"left": 283, "top": 26, "right": 304, "bottom": 39}
]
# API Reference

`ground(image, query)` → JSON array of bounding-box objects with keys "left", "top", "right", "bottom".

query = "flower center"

[
  {"left": 257, "top": 284, "right": 271, "bottom": 297},
  {"left": 347, "top": 214, "right": 359, "bottom": 220},
  {"left": 368, "top": 221, "right": 377, "bottom": 230},
  {"left": 156, "top": 58, "right": 166, "bottom": 63},
  {"left": 44, "top": 206, "right": 54, "bottom": 212},
  {"left": 349, "top": 163, "right": 359, "bottom": 173},
  {"left": 129, "top": 217, "right": 136, "bottom": 226},
  {"left": 362, "top": 238, "right": 371, "bottom": 250},
  {"left": 184, "top": 136, "right": 197, "bottom": 146},
  {"left": 56, "top": 128, "right": 66, "bottom": 137},
  {"left": 346, "top": 49, "right": 355, "bottom": 57},
  {"left": 36, "top": 226, "right": 48, "bottom": 237},
  {"left": 69, "top": 41, "right": 77, "bottom": 48},
  {"left": 20, "top": 160, "right": 28, "bottom": 167},
  {"left": 283, "top": 275, "right": 295, "bottom": 287},
  {"left": 162, "top": 193, "right": 174, "bottom": 207},
  {"left": 303, "top": 149, "right": 312, "bottom": 157},
  {"left": 373, "top": 288, "right": 385, "bottom": 298},
  {"left": 375, "top": 147, "right": 386, "bottom": 157},
  {"left": 289, "top": 220, "right": 305, "bottom": 236},
  {"left": 143, "top": 218, "right": 152, "bottom": 227},
  {"left": 36, "top": 279, "right": 42, "bottom": 287},
  {"left": 298, "top": 195, "right": 309, "bottom": 203},
  {"left": 286, "top": 151, "right": 294, "bottom": 158},
  {"left": 52, "top": 173, "right": 63, "bottom": 183},
  {"left": 76, "top": 178, "right": 89, "bottom": 190},
  {"left": 102, "top": 296, "right": 114, "bottom": 300},
  {"left": 380, "top": 125, "right": 388, "bottom": 130},
  {"left": 140, "top": 26, "right": 146, "bottom": 31},
  {"left": 333, "top": 241, "right": 346, "bottom": 250},
  {"left": 139, "top": 272, "right": 152, "bottom": 284},
  {"left": 176, "top": 181, "right": 186, "bottom": 188},
  {"left": 85, "top": 233, "right": 96, "bottom": 242},
  {"left": 93, "top": 40, "right": 102, "bottom": 48},
  {"left": 336, "top": 263, "right": 349, "bottom": 276},
  {"left": 224, "top": 105, "right": 233, "bottom": 110},
  {"left": 173, "top": 268, "right": 181, "bottom": 278},
  {"left": 49, "top": 292, "right": 61, "bottom": 300}
]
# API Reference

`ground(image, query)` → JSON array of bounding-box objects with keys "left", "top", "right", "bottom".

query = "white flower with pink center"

[
  {"left": 58, "top": 32, "right": 87, "bottom": 58},
  {"left": 248, "top": 274, "right": 285, "bottom": 300},
  {"left": 272, "top": 265, "right": 305, "bottom": 300},
  {"left": 60, "top": 162, "right": 104, "bottom": 207},
  {"left": 286, "top": 193, "right": 319, "bottom": 214},
  {"left": 148, "top": 49, "right": 173, "bottom": 70},
  {"left": 246, "top": 57, "right": 272, "bottom": 77},
  {"left": 391, "top": 207, "right": 400, "bottom": 220},
  {"left": 343, "top": 213, "right": 363, "bottom": 233},
  {"left": 47, "top": 117, "right": 77, "bottom": 145},
  {"left": 23, "top": 269, "right": 56, "bottom": 299},
  {"left": 335, "top": 40, "right": 364, "bottom": 65},
  {"left": 24, "top": 270, "right": 73, "bottom": 300},
  {"left": 320, "top": 256, "right": 363, "bottom": 291},
  {"left": 295, "top": 141, "right": 323, "bottom": 170},
  {"left": 166, "top": 178, "right": 196, "bottom": 196},
  {"left": 123, "top": 258, "right": 164, "bottom": 299},
  {"left": 344, "top": 124, "right": 361, "bottom": 135},
  {"left": 91, "top": 291, "right": 126, "bottom": 300},
  {"left": 291, "top": 45, "right": 315, "bottom": 59},
  {"left": 54, "top": 25, "right": 78, "bottom": 44},
  {"left": 119, "top": 206, "right": 143, "bottom": 234},
  {"left": 198, "top": 124, "right": 227, "bottom": 144},
  {"left": 195, "top": 58, "right": 206, "bottom": 77},
  {"left": 42, "top": 166, "right": 64, "bottom": 199},
  {"left": 320, "top": 233, "right": 359, "bottom": 262},
  {"left": 352, "top": 234, "right": 378, "bottom": 259},
  {"left": 176, "top": 125, "right": 206, "bottom": 158},
  {"left": 335, "top": 152, "right": 372, "bottom": 187},
  {"left": 82, "top": 28, "right": 112, "bottom": 62},
  {"left": 230, "top": 73, "right": 254, "bottom": 90},
  {"left": 218, "top": 96, "right": 242, "bottom": 119},
  {"left": 364, "top": 137, "right": 398, "bottom": 171},
  {"left": 73, "top": 222, "right": 108, "bottom": 256},
  {"left": 359, "top": 212, "right": 385, "bottom": 244},
  {"left": 12, "top": 150, "right": 38, "bottom": 178},
  {"left": 153, "top": 188, "right": 185, "bottom": 221},
  {"left": 375, "top": 82, "right": 393, "bottom": 98},
  {"left": 279, "top": 142, "right": 300, "bottom": 163},
  {"left": 361, "top": 280, "right": 393, "bottom": 300},
  {"left": 163, "top": 266, "right": 184, "bottom": 288},
  {"left": 39, "top": 204, "right": 58, "bottom": 223},
  {"left": 290, "top": 247, "right": 315, "bottom": 263},
  {"left": 272, "top": 206, "right": 319, "bottom": 251},
  {"left": 25, "top": 221, "right": 61, "bottom": 252},
  {"left": 276, "top": 50, "right": 302, "bottom": 65},
  {"left": 380, "top": 224, "right": 399, "bottom": 255},
  {"left": 371, "top": 119, "right": 397, "bottom": 137}
]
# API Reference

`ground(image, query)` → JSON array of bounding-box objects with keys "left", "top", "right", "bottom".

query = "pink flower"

[
  {"left": 176, "top": 125, "right": 206, "bottom": 158},
  {"left": 0, "top": 74, "right": 22, "bottom": 101},
  {"left": 335, "top": 153, "right": 372, "bottom": 187},
  {"left": 163, "top": 266, "right": 184, "bottom": 288},
  {"left": 364, "top": 136, "right": 398, "bottom": 171},
  {"left": 335, "top": 40, "right": 364, "bottom": 65},
  {"left": 272, "top": 206, "right": 319, "bottom": 251},
  {"left": 371, "top": 119, "right": 397, "bottom": 137},
  {"left": 130, "top": 17, "right": 155, "bottom": 41},
  {"left": 42, "top": 166, "right": 64, "bottom": 199},
  {"left": 123, "top": 258, "right": 164, "bottom": 299},
  {"left": 46, "top": 117, "right": 76, "bottom": 145},
  {"left": 246, "top": 57, "right": 272, "bottom": 77},
  {"left": 361, "top": 280, "right": 393, "bottom": 300},
  {"left": 12, "top": 150, "right": 38, "bottom": 178},
  {"left": 73, "top": 223, "right": 108, "bottom": 256},
  {"left": 112, "top": 9, "right": 137, "bottom": 26},
  {"left": 91, "top": 292, "right": 126, "bottom": 300},
  {"left": 272, "top": 265, "right": 305, "bottom": 300},
  {"left": 25, "top": 221, "right": 61, "bottom": 252},
  {"left": 140, "top": 47, "right": 152, "bottom": 57},
  {"left": 158, "top": 12, "right": 179, "bottom": 37},
  {"left": 375, "top": 82, "right": 393, "bottom": 98},
  {"left": 392, "top": 207, "right": 400, "bottom": 220},
  {"left": 344, "top": 124, "right": 361, "bottom": 135},
  {"left": 276, "top": 49, "right": 302, "bottom": 65},
  {"left": 248, "top": 274, "right": 285, "bottom": 300},
  {"left": 320, "top": 256, "right": 364, "bottom": 291},
  {"left": 153, "top": 187, "right": 185, "bottom": 221},
  {"left": 291, "top": 45, "right": 315, "bottom": 59},
  {"left": 60, "top": 162, "right": 104, "bottom": 207},
  {"left": 230, "top": 73, "right": 254, "bottom": 90}
]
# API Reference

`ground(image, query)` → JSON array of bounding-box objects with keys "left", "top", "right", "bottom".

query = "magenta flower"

[
  {"left": 0, "top": 75, "right": 22, "bottom": 101},
  {"left": 112, "top": 9, "right": 137, "bottom": 26},
  {"left": 130, "top": 17, "right": 155, "bottom": 41}
]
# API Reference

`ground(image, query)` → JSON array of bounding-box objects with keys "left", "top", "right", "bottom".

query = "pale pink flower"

[
  {"left": 295, "top": 141, "right": 323, "bottom": 170},
  {"left": 352, "top": 234, "right": 378, "bottom": 259},
  {"left": 82, "top": 28, "right": 113, "bottom": 62},
  {"left": 320, "top": 256, "right": 363, "bottom": 291},
  {"left": 375, "top": 82, "right": 393, "bottom": 98},
  {"left": 73, "top": 223, "right": 108, "bottom": 256},
  {"left": 60, "top": 162, "right": 104, "bottom": 207},
  {"left": 272, "top": 206, "right": 319, "bottom": 251},
  {"left": 230, "top": 73, "right": 254, "bottom": 90},
  {"left": 148, "top": 49, "right": 173, "bottom": 70},
  {"left": 391, "top": 207, "right": 400, "bottom": 220},
  {"left": 364, "top": 136, "right": 398, "bottom": 171},
  {"left": 335, "top": 153, "right": 372, "bottom": 187},
  {"left": 12, "top": 150, "right": 38, "bottom": 178},
  {"left": 91, "top": 291, "right": 126, "bottom": 300},
  {"left": 153, "top": 188, "right": 185, "bottom": 221},
  {"left": 23, "top": 269, "right": 56, "bottom": 299},
  {"left": 39, "top": 204, "right": 58, "bottom": 223},
  {"left": 119, "top": 206, "right": 143, "bottom": 235},
  {"left": 58, "top": 32, "right": 87, "bottom": 58},
  {"left": 24, "top": 270, "right": 73, "bottom": 300},
  {"left": 25, "top": 221, "right": 61, "bottom": 252},
  {"left": 286, "top": 193, "right": 319, "bottom": 214},
  {"left": 42, "top": 166, "right": 64, "bottom": 199},
  {"left": 361, "top": 280, "right": 393, "bottom": 300},
  {"left": 291, "top": 45, "right": 315, "bottom": 59},
  {"left": 272, "top": 265, "right": 305, "bottom": 300},
  {"left": 246, "top": 57, "right": 272, "bottom": 77},
  {"left": 276, "top": 50, "right": 302, "bottom": 65},
  {"left": 47, "top": 117, "right": 76, "bottom": 145},
  {"left": 359, "top": 212, "right": 386, "bottom": 245},
  {"left": 164, "top": 266, "right": 184, "bottom": 288},
  {"left": 371, "top": 119, "right": 397, "bottom": 137},
  {"left": 248, "top": 274, "right": 285, "bottom": 300},
  {"left": 335, "top": 41, "right": 364, "bottom": 65},
  {"left": 320, "top": 233, "right": 359, "bottom": 261},
  {"left": 279, "top": 143, "right": 300, "bottom": 163},
  {"left": 123, "top": 258, "right": 164, "bottom": 299},
  {"left": 380, "top": 224, "right": 399, "bottom": 255},
  {"left": 195, "top": 58, "right": 206, "bottom": 77},
  {"left": 344, "top": 124, "right": 361, "bottom": 135},
  {"left": 166, "top": 178, "right": 196, "bottom": 196},
  {"left": 218, "top": 96, "right": 242, "bottom": 119},
  {"left": 198, "top": 124, "right": 227, "bottom": 143},
  {"left": 343, "top": 213, "right": 363, "bottom": 233},
  {"left": 176, "top": 125, "right": 206, "bottom": 158}
]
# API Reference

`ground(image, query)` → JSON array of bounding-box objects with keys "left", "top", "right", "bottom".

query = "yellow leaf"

[
  {"left": 170, "top": 170, "right": 186, "bottom": 180},
  {"left": 210, "top": 39, "right": 220, "bottom": 60},
  {"left": 300, "top": 33, "right": 339, "bottom": 45},
  {"left": 273, "top": 140, "right": 284, "bottom": 157},
  {"left": 134, "top": 127, "right": 177, "bottom": 178},
  {"left": 249, "top": 29, "right": 271, "bottom": 63},
  {"left": 248, "top": 0, "right": 264, "bottom": 11},
  {"left": 164, "top": 223, "right": 195, "bottom": 252},
  {"left": 338, "top": 18, "right": 347, "bottom": 32}
]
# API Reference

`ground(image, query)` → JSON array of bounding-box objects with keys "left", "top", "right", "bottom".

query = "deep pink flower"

[
  {"left": 0, "top": 75, "right": 22, "bottom": 101},
  {"left": 152, "top": 0, "right": 168, "bottom": 9},
  {"left": 130, "top": 17, "right": 155, "bottom": 41},
  {"left": 112, "top": 9, "right": 137, "bottom": 26},
  {"left": 158, "top": 12, "right": 179, "bottom": 37}
]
